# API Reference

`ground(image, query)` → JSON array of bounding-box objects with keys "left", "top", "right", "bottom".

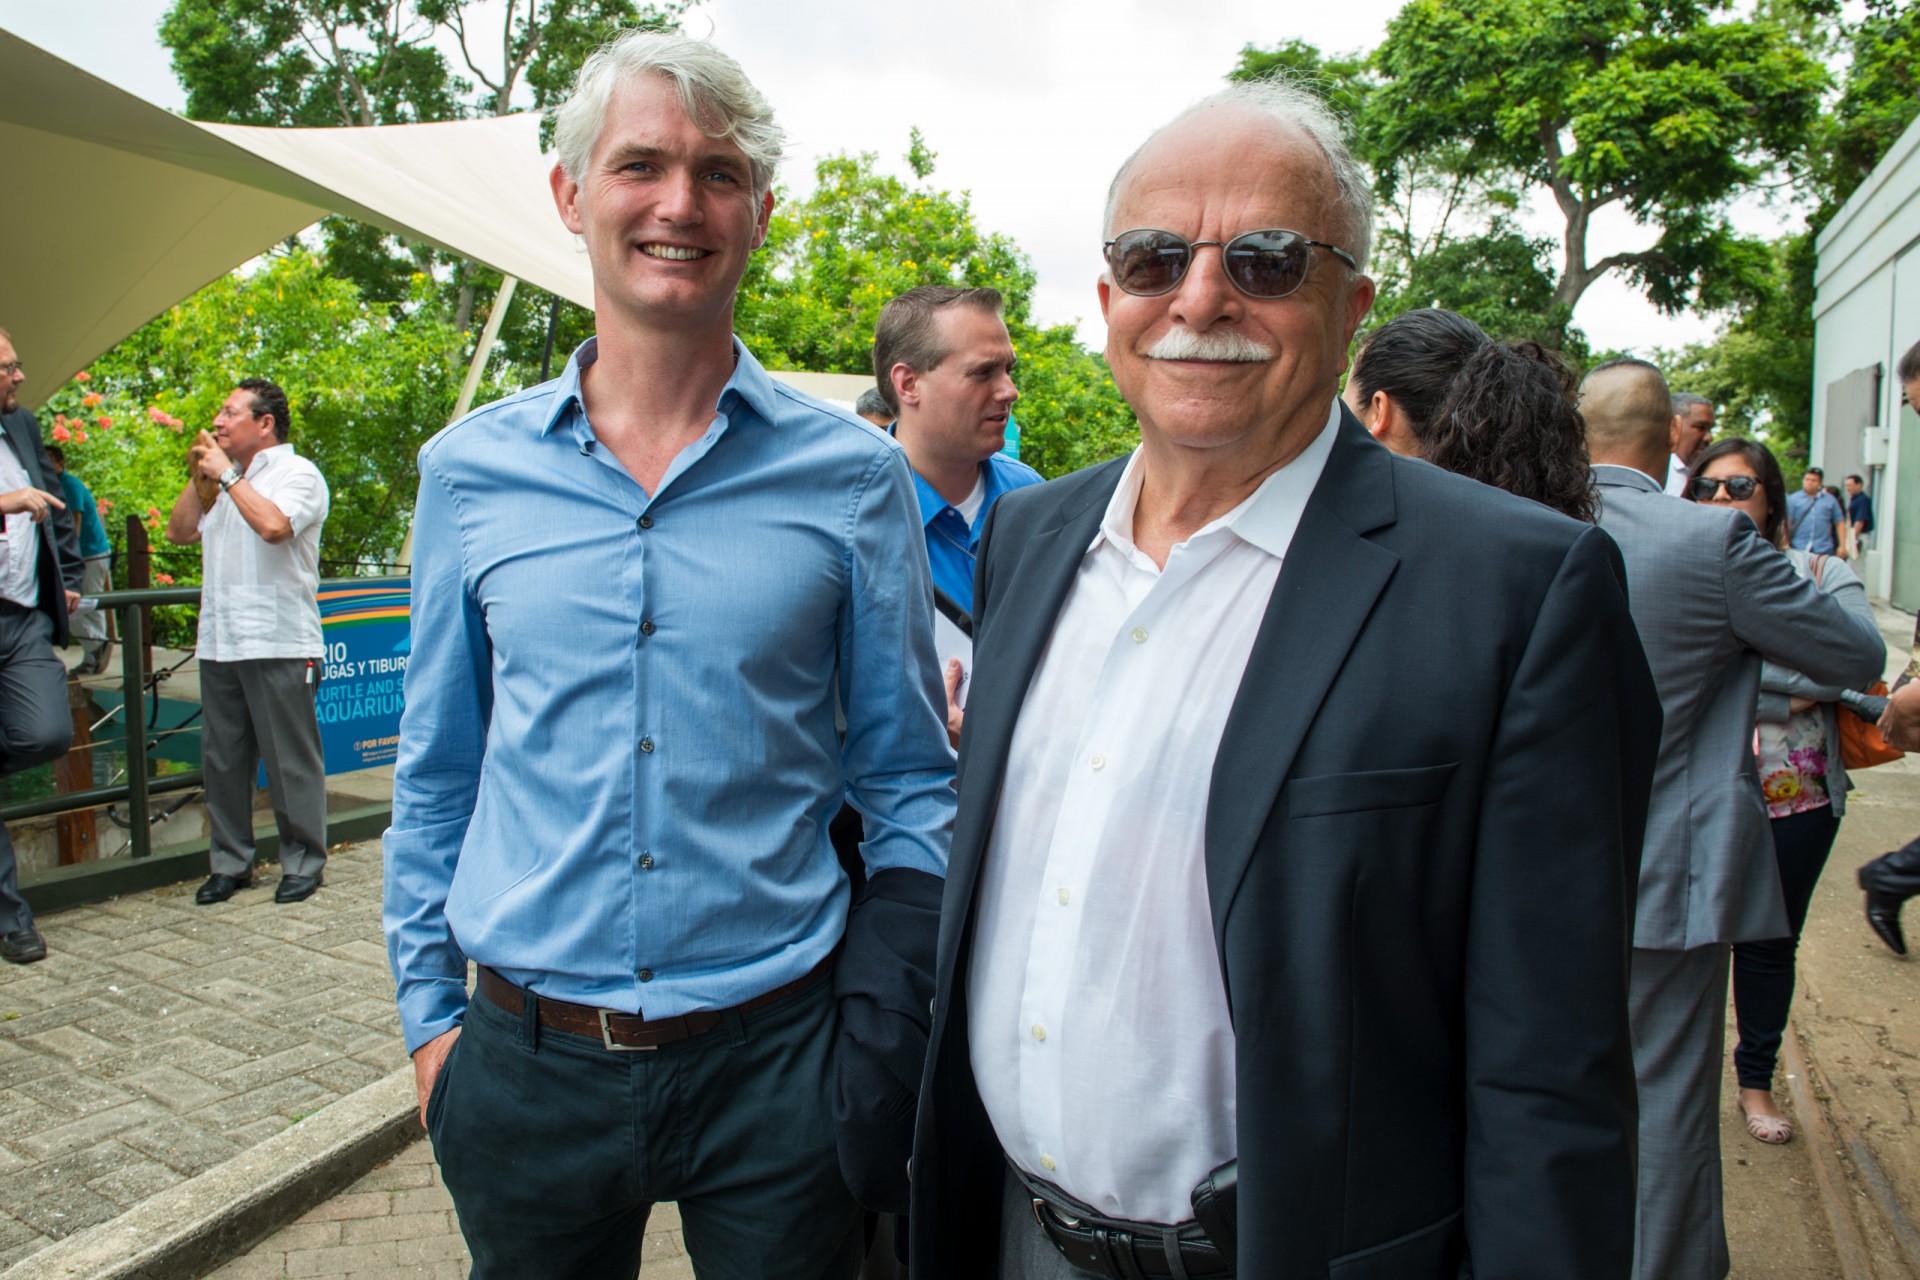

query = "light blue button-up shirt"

[{"left": 384, "top": 338, "right": 956, "bottom": 1053}]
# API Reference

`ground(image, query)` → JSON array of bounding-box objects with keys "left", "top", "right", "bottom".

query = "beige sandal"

[{"left": 1740, "top": 1095, "right": 1793, "bottom": 1145}]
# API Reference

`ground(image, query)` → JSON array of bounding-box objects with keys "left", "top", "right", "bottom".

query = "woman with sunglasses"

[
  {"left": 1341, "top": 308, "right": 1595, "bottom": 522},
  {"left": 1686, "top": 436, "right": 1878, "bottom": 1145}
]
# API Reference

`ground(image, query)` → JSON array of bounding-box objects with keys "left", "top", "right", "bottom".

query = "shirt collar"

[
  {"left": 909, "top": 453, "right": 1018, "bottom": 529},
  {"left": 245, "top": 442, "right": 294, "bottom": 478},
  {"left": 1592, "top": 463, "right": 1665, "bottom": 493},
  {"left": 1093, "top": 398, "right": 1342, "bottom": 561},
  {"left": 538, "top": 335, "right": 780, "bottom": 442}
]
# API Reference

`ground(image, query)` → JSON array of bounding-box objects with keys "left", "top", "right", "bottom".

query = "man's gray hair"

[
  {"left": 552, "top": 31, "right": 785, "bottom": 200},
  {"left": 1103, "top": 79, "right": 1374, "bottom": 274},
  {"left": 1671, "top": 391, "right": 1712, "bottom": 417},
  {"left": 853, "top": 386, "right": 891, "bottom": 419}
]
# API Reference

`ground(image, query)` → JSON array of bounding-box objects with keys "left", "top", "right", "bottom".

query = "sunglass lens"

[
  {"left": 1224, "top": 231, "right": 1309, "bottom": 297},
  {"left": 1688, "top": 478, "right": 1719, "bottom": 500},
  {"left": 1727, "top": 476, "right": 1758, "bottom": 499},
  {"left": 1109, "top": 231, "right": 1189, "bottom": 296}
]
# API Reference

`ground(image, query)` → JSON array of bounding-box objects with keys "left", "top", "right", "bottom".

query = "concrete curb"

[{"left": 4, "top": 1067, "right": 418, "bottom": 1280}]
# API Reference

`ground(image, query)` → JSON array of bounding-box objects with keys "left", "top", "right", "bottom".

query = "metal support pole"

[
  {"left": 399, "top": 274, "right": 518, "bottom": 571},
  {"left": 539, "top": 293, "right": 563, "bottom": 382},
  {"left": 120, "top": 600, "right": 150, "bottom": 858}
]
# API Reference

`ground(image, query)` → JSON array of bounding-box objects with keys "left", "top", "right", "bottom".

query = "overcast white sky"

[{"left": 2, "top": 0, "right": 1800, "bottom": 355}]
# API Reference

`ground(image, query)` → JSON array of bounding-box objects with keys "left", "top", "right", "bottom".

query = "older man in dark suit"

[
  {"left": 910, "top": 81, "right": 1662, "bottom": 1280},
  {"left": 0, "top": 328, "right": 83, "bottom": 964}
]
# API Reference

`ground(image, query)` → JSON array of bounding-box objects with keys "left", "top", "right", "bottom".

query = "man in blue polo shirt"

[
  {"left": 872, "top": 286, "right": 1041, "bottom": 614},
  {"left": 47, "top": 445, "right": 111, "bottom": 674}
]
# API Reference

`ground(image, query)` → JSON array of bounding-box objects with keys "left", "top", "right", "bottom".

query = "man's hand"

[
  {"left": 411, "top": 1026, "right": 461, "bottom": 1129},
  {"left": 193, "top": 431, "right": 233, "bottom": 481},
  {"left": 1789, "top": 695, "right": 1818, "bottom": 713},
  {"left": 1880, "top": 682, "right": 1920, "bottom": 752},
  {"left": 65, "top": 590, "right": 80, "bottom": 615},
  {"left": 0, "top": 487, "right": 65, "bottom": 523},
  {"left": 943, "top": 658, "right": 966, "bottom": 750}
]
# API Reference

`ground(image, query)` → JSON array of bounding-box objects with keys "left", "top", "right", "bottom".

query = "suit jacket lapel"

[{"left": 1205, "top": 415, "right": 1400, "bottom": 964}]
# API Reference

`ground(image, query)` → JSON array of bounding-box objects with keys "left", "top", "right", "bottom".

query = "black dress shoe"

[
  {"left": 275, "top": 874, "right": 323, "bottom": 904},
  {"left": 1865, "top": 890, "right": 1908, "bottom": 956},
  {"left": 0, "top": 926, "right": 46, "bottom": 964},
  {"left": 195, "top": 873, "right": 251, "bottom": 905}
]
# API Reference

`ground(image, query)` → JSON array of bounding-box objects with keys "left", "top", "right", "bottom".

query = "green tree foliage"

[
  {"left": 1660, "top": 232, "right": 1817, "bottom": 460},
  {"left": 1811, "top": 0, "right": 1920, "bottom": 218},
  {"left": 1230, "top": 39, "right": 1583, "bottom": 352},
  {"left": 733, "top": 147, "right": 1137, "bottom": 478},
  {"left": 1371, "top": 0, "right": 1827, "bottom": 316},
  {"left": 42, "top": 250, "right": 469, "bottom": 594}
]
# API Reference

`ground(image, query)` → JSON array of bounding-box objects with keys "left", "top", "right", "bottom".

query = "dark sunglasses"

[
  {"left": 1689, "top": 475, "right": 1760, "bottom": 501},
  {"left": 1103, "top": 228, "right": 1358, "bottom": 299}
]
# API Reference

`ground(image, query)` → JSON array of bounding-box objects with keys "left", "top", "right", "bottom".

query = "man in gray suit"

[{"left": 1584, "top": 357, "right": 1886, "bottom": 1279}]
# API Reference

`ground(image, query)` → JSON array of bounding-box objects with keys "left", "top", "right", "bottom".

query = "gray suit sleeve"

[
  {"left": 1723, "top": 519, "right": 1883, "bottom": 690},
  {"left": 1758, "top": 558, "right": 1882, "bottom": 703}
]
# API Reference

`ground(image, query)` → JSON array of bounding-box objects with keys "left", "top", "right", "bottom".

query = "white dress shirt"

[
  {"left": 1665, "top": 452, "right": 1690, "bottom": 496},
  {"left": 968, "top": 402, "right": 1339, "bottom": 1225},
  {"left": 0, "top": 437, "right": 42, "bottom": 608},
  {"left": 196, "top": 443, "right": 329, "bottom": 662}
]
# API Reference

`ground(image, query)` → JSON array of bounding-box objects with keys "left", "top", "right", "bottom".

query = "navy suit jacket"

[
  {"left": 1, "top": 408, "right": 83, "bottom": 645},
  {"left": 911, "top": 412, "right": 1662, "bottom": 1279}
]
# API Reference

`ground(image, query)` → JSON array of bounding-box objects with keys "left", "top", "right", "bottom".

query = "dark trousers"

[
  {"left": 0, "top": 606, "right": 71, "bottom": 933},
  {"left": 1858, "top": 834, "right": 1920, "bottom": 897},
  {"left": 200, "top": 658, "right": 326, "bottom": 878},
  {"left": 1732, "top": 805, "right": 1841, "bottom": 1091},
  {"left": 428, "top": 970, "right": 862, "bottom": 1280}
]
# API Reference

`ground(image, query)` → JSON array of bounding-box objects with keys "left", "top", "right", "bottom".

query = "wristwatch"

[{"left": 218, "top": 466, "right": 242, "bottom": 491}]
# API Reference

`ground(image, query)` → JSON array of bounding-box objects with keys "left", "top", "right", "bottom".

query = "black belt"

[
  {"left": 1017, "top": 1165, "right": 1232, "bottom": 1279},
  {"left": 475, "top": 957, "right": 830, "bottom": 1051}
]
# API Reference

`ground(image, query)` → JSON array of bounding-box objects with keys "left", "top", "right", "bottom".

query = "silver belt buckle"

[{"left": 598, "top": 1008, "right": 658, "bottom": 1052}]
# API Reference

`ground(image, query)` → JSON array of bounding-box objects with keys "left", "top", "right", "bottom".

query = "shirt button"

[
  {"left": 1040, "top": 1153, "right": 1056, "bottom": 1172},
  {"left": 1031, "top": 1023, "right": 1046, "bottom": 1042},
  {"left": 638, "top": 969, "right": 654, "bottom": 982},
  {"left": 1056, "top": 887, "right": 1070, "bottom": 906},
  {"left": 639, "top": 854, "right": 654, "bottom": 869},
  {"left": 640, "top": 620, "right": 655, "bottom": 636},
  {"left": 1089, "top": 753, "right": 1105, "bottom": 771},
  {"left": 638, "top": 515, "right": 653, "bottom": 530},
  {"left": 1131, "top": 626, "right": 1148, "bottom": 643},
  {"left": 640, "top": 737, "right": 655, "bottom": 753}
]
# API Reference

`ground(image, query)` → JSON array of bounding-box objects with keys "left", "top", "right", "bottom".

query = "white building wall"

[{"left": 1814, "top": 111, "right": 1920, "bottom": 602}]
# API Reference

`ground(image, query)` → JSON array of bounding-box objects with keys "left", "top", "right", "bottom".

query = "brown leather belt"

[{"left": 475, "top": 956, "right": 832, "bottom": 1052}]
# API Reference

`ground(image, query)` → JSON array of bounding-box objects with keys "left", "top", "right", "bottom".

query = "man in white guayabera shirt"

[
  {"left": 166, "top": 378, "right": 331, "bottom": 907},
  {"left": 908, "top": 80, "right": 1663, "bottom": 1280}
]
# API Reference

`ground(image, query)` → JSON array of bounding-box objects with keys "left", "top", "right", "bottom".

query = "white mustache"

[{"left": 1144, "top": 327, "right": 1274, "bottom": 363}]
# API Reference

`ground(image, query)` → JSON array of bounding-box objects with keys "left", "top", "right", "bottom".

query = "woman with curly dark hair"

[{"left": 1342, "top": 308, "right": 1595, "bottom": 522}]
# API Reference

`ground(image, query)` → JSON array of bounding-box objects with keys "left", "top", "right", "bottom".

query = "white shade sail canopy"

[{"left": 0, "top": 26, "right": 594, "bottom": 409}]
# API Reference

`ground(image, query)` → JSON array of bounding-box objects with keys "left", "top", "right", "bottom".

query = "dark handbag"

[{"left": 1190, "top": 1159, "right": 1238, "bottom": 1273}]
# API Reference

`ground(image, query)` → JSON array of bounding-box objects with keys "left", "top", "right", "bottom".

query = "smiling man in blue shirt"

[
  {"left": 873, "top": 286, "right": 1043, "bottom": 616},
  {"left": 382, "top": 31, "right": 954, "bottom": 1279}
]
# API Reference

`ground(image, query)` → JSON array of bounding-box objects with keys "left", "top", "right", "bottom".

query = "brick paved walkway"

[
  {"left": 0, "top": 840, "right": 405, "bottom": 1268},
  {"left": 207, "top": 1139, "right": 693, "bottom": 1279}
]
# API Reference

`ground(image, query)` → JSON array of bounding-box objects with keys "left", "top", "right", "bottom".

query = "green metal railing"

[{"left": 0, "top": 576, "right": 406, "bottom": 861}]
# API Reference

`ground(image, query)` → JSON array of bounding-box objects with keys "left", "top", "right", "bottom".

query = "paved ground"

[
  {"left": 0, "top": 842, "right": 405, "bottom": 1269},
  {"left": 204, "top": 1141, "right": 691, "bottom": 1280}
]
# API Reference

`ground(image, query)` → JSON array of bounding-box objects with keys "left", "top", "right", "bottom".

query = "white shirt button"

[
  {"left": 1040, "top": 1153, "right": 1056, "bottom": 1171},
  {"left": 1090, "top": 753, "right": 1106, "bottom": 771},
  {"left": 1131, "top": 626, "right": 1148, "bottom": 643},
  {"left": 1031, "top": 1023, "right": 1047, "bottom": 1042},
  {"left": 1057, "top": 887, "right": 1070, "bottom": 906}
]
